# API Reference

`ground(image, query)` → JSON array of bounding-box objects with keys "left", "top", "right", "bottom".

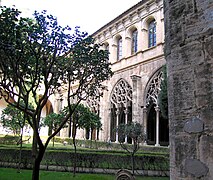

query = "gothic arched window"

[
  {"left": 117, "top": 37, "right": 122, "bottom": 60},
  {"left": 148, "top": 20, "right": 156, "bottom": 48},
  {"left": 110, "top": 79, "right": 132, "bottom": 143},
  {"left": 86, "top": 89, "right": 101, "bottom": 140},
  {"left": 144, "top": 68, "right": 169, "bottom": 146},
  {"left": 131, "top": 29, "right": 138, "bottom": 54},
  {"left": 146, "top": 70, "right": 163, "bottom": 106}
]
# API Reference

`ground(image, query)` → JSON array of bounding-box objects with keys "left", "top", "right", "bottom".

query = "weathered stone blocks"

[
  {"left": 184, "top": 117, "right": 204, "bottom": 133},
  {"left": 185, "top": 159, "right": 209, "bottom": 178},
  {"left": 164, "top": 0, "right": 213, "bottom": 179}
]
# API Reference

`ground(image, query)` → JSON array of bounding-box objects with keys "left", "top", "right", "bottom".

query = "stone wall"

[{"left": 164, "top": 0, "right": 213, "bottom": 179}]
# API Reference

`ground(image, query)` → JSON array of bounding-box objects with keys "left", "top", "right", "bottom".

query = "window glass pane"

[
  {"left": 148, "top": 20, "right": 156, "bottom": 48},
  {"left": 132, "top": 30, "right": 138, "bottom": 54},
  {"left": 117, "top": 38, "right": 122, "bottom": 60}
]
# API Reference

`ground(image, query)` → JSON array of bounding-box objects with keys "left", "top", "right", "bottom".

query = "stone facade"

[
  {"left": 89, "top": 0, "right": 168, "bottom": 145},
  {"left": 164, "top": 0, "right": 213, "bottom": 179}
]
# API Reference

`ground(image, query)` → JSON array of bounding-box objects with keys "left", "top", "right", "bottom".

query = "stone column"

[
  {"left": 124, "top": 108, "right": 128, "bottom": 143},
  {"left": 137, "top": 20, "right": 143, "bottom": 51},
  {"left": 125, "top": 36, "right": 131, "bottom": 57},
  {"left": 155, "top": 106, "right": 160, "bottom": 146},
  {"left": 143, "top": 107, "right": 148, "bottom": 145},
  {"left": 115, "top": 109, "right": 120, "bottom": 143},
  {"left": 130, "top": 75, "right": 141, "bottom": 123},
  {"left": 164, "top": 0, "right": 213, "bottom": 179},
  {"left": 141, "top": 28, "right": 148, "bottom": 50}
]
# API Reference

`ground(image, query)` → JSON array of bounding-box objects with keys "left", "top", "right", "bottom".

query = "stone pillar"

[
  {"left": 141, "top": 28, "right": 148, "bottom": 50},
  {"left": 115, "top": 109, "right": 119, "bottom": 143},
  {"left": 143, "top": 107, "right": 148, "bottom": 145},
  {"left": 164, "top": 0, "right": 213, "bottom": 179},
  {"left": 155, "top": 106, "right": 160, "bottom": 146},
  {"left": 124, "top": 108, "right": 128, "bottom": 143},
  {"left": 130, "top": 75, "right": 141, "bottom": 123},
  {"left": 125, "top": 36, "right": 131, "bottom": 58}
]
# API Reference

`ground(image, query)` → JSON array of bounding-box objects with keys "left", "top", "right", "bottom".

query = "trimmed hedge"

[
  {"left": 0, "top": 135, "right": 20, "bottom": 145},
  {"left": 0, "top": 148, "right": 169, "bottom": 172}
]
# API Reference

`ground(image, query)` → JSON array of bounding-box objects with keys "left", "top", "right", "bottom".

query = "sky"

[{"left": 1, "top": 0, "right": 141, "bottom": 35}]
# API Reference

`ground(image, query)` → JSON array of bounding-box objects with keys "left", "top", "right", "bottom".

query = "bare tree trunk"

[
  {"left": 32, "top": 147, "right": 45, "bottom": 180},
  {"left": 53, "top": 136, "right": 55, "bottom": 147},
  {"left": 131, "top": 153, "right": 135, "bottom": 176},
  {"left": 90, "top": 129, "right": 93, "bottom": 148},
  {"left": 32, "top": 158, "right": 40, "bottom": 180},
  {"left": 17, "top": 127, "right": 23, "bottom": 173},
  {"left": 72, "top": 125, "right": 77, "bottom": 177},
  {"left": 32, "top": 131, "right": 37, "bottom": 164}
]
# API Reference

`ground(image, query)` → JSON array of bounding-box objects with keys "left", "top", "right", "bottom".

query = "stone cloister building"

[
  {"left": 0, "top": 0, "right": 169, "bottom": 146},
  {"left": 86, "top": 0, "right": 168, "bottom": 146}
]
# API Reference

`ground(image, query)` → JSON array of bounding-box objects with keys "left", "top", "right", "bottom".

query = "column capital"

[
  {"left": 130, "top": 74, "right": 141, "bottom": 81},
  {"left": 155, "top": 106, "right": 160, "bottom": 112},
  {"left": 116, "top": 109, "right": 120, "bottom": 115},
  {"left": 143, "top": 107, "right": 148, "bottom": 113},
  {"left": 124, "top": 108, "right": 128, "bottom": 114}
]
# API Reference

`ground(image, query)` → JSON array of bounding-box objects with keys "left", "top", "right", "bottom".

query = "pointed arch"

[
  {"left": 110, "top": 78, "right": 132, "bottom": 107},
  {"left": 86, "top": 89, "right": 101, "bottom": 140},
  {"left": 143, "top": 67, "right": 169, "bottom": 146},
  {"left": 145, "top": 68, "right": 163, "bottom": 106},
  {"left": 110, "top": 79, "right": 133, "bottom": 143}
]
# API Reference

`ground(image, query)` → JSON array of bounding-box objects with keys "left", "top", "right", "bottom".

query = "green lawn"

[{"left": 0, "top": 168, "right": 169, "bottom": 180}]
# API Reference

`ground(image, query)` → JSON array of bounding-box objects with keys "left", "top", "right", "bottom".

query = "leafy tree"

[
  {"left": 158, "top": 65, "right": 168, "bottom": 120},
  {"left": 70, "top": 103, "right": 102, "bottom": 176},
  {"left": 1, "top": 104, "right": 26, "bottom": 135},
  {"left": 116, "top": 122, "right": 144, "bottom": 176},
  {"left": 41, "top": 111, "right": 67, "bottom": 147},
  {"left": 0, "top": 7, "right": 112, "bottom": 180},
  {"left": 0, "top": 103, "right": 31, "bottom": 172}
]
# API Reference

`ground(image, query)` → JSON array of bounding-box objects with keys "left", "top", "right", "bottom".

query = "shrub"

[{"left": 0, "top": 147, "right": 169, "bottom": 172}]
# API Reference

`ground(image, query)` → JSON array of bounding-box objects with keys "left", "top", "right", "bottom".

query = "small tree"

[
  {"left": 79, "top": 109, "right": 102, "bottom": 141},
  {"left": 1, "top": 104, "right": 26, "bottom": 136},
  {"left": 70, "top": 103, "right": 102, "bottom": 176},
  {"left": 116, "top": 122, "right": 144, "bottom": 175},
  {"left": 41, "top": 112, "right": 67, "bottom": 147},
  {"left": 0, "top": 103, "right": 31, "bottom": 172}
]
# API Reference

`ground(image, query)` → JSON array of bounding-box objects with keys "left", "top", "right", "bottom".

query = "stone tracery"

[
  {"left": 110, "top": 79, "right": 132, "bottom": 143},
  {"left": 87, "top": 88, "right": 100, "bottom": 114},
  {"left": 144, "top": 69, "right": 168, "bottom": 146},
  {"left": 145, "top": 70, "right": 163, "bottom": 106},
  {"left": 111, "top": 79, "right": 132, "bottom": 107}
]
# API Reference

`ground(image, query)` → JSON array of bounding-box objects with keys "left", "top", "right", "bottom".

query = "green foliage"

[
  {"left": 0, "top": 148, "right": 169, "bottom": 172},
  {"left": 116, "top": 122, "right": 145, "bottom": 175},
  {"left": 0, "top": 104, "right": 28, "bottom": 135},
  {"left": 42, "top": 112, "right": 67, "bottom": 132},
  {"left": 0, "top": 135, "right": 20, "bottom": 145},
  {"left": 116, "top": 122, "right": 144, "bottom": 153},
  {"left": 158, "top": 65, "right": 168, "bottom": 120},
  {"left": 71, "top": 104, "right": 102, "bottom": 134},
  {"left": 118, "top": 122, "right": 143, "bottom": 141}
]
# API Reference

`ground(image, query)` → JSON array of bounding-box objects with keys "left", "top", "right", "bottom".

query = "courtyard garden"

[{"left": 0, "top": 135, "right": 169, "bottom": 179}]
